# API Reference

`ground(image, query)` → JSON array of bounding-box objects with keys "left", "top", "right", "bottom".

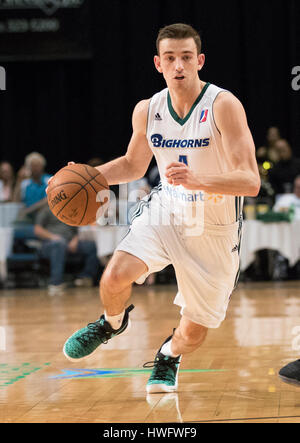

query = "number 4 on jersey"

[{"left": 179, "top": 155, "right": 188, "bottom": 166}]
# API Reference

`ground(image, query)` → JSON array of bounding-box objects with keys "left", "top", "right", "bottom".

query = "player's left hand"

[
  {"left": 46, "top": 162, "right": 75, "bottom": 194},
  {"left": 165, "top": 162, "right": 201, "bottom": 190}
]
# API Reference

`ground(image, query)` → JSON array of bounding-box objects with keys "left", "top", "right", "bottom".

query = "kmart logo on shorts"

[{"left": 151, "top": 134, "right": 210, "bottom": 149}]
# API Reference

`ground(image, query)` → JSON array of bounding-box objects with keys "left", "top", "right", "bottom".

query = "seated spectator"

[
  {"left": 0, "top": 161, "right": 15, "bottom": 202},
  {"left": 254, "top": 172, "right": 275, "bottom": 209},
  {"left": 273, "top": 176, "right": 300, "bottom": 221},
  {"left": 268, "top": 139, "right": 300, "bottom": 195},
  {"left": 34, "top": 206, "right": 99, "bottom": 295},
  {"left": 147, "top": 165, "right": 160, "bottom": 189},
  {"left": 13, "top": 152, "right": 51, "bottom": 222},
  {"left": 256, "top": 126, "right": 281, "bottom": 165}
]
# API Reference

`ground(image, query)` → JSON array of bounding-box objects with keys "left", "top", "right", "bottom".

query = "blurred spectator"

[
  {"left": 273, "top": 176, "right": 300, "bottom": 221},
  {"left": 147, "top": 165, "right": 160, "bottom": 189},
  {"left": 34, "top": 206, "right": 99, "bottom": 295},
  {"left": 254, "top": 172, "right": 275, "bottom": 208},
  {"left": 128, "top": 178, "right": 150, "bottom": 202},
  {"left": 268, "top": 140, "right": 300, "bottom": 195},
  {"left": 257, "top": 126, "right": 281, "bottom": 165},
  {"left": 13, "top": 152, "right": 51, "bottom": 221},
  {"left": 0, "top": 161, "right": 15, "bottom": 202}
]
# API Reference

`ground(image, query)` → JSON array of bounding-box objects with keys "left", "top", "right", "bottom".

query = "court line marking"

[
  {"left": 49, "top": 368, "right": 228, "bottom": 380},
  {"left": 0, "top": 363, "right": 51, "bottom": 388},
  {"left": 188, "top": 415, "right": 300, "bottom": 423}
]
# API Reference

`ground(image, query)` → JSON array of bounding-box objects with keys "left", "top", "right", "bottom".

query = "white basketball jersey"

[{"left": 146, "top": 83, "right": 243, "bottom": 226}]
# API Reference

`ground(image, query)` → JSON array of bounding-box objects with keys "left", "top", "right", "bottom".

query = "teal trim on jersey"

[{"left": 167, "top": 82, "right": 211, "bottom": 126}]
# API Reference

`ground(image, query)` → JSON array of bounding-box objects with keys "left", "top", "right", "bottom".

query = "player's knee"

[{"left": 100, "top": 266, "right": 130, "bottom": 293}]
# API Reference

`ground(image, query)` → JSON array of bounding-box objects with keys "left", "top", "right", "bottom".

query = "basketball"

[{"left": 47, "top": 163, "right": 109, "bottom": 226}]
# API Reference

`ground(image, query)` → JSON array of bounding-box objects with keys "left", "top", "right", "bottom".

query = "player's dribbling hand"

[
  {"left": 46, "top": 162, "right": 76, "bottom": 194},
  {"left": 165, "top": 162, "right": 201, "bottom": 190}
]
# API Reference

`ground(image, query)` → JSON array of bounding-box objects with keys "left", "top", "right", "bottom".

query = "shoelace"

[
  {"left": 75, "top": 304, "right": 134, "bottom": 348},
  {"left": 77, "top": 319, "right": 112, "bottom": 346},
  {"left": 143, "top": 357, "right": 177, "bottom": 383}
]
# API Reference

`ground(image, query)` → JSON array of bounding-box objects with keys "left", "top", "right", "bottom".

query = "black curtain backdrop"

[{"left": 0, "top": 0, "right": 299, "bottom": 174}]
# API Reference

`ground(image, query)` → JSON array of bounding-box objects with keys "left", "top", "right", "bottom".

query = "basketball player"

[{"left": 59, "top": 24, "right": 261, "bottom": 393}]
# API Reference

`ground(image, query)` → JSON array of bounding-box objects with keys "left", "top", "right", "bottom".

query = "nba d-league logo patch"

[{"left": 200, "top": 109, "right": 208, "bottom": 123}]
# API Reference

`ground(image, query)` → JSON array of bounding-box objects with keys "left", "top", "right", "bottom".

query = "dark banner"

[{"left": 0, "top": 0, "right": 92, "bottom": 61}]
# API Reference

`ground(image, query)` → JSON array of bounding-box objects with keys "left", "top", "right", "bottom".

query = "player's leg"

[
  {"left": 63, "top": 189, "right": 171, "bottom": 362},
  {"left": 145, "top": 317, "right": 208, "bottom": 394},
  {"left": 171, "top": 316, "right": 208, "bottom": 355},
  {"left": 63, "top": 251, "right": 148, "bottom": 362},
  {"left": 145, "top": 226, "right": 240, "bottom": 394},
  {"left": 100, "top": 251, "right": 147, "bottom": 318}
]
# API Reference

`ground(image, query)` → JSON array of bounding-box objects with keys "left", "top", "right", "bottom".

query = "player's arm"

[
  {"left": 46, "top": 100, "right": 153, "bottom": 192},
  {"left": 95, "top": 99, "right": 153, "bottom": 186},
  {"left": 165, "top": 93, "right": 261, "bottom": 196}
]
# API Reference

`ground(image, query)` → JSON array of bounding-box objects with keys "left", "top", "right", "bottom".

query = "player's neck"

[{"left": 168, "top": 79, "right": 205, "bottom": 120}]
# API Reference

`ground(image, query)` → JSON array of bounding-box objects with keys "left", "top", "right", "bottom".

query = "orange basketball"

[{"left": 47, "top": 163, "right": 109, "bottom": 226}]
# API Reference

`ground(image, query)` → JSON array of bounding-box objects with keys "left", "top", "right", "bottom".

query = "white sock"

[
  {"left": 104, "top": 311, "right": 125, "bottom": 330},
  {"left": 161, "top": 339, "right": 180, "bottom": 358}
]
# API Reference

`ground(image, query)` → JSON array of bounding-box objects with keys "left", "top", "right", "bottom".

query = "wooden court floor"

[{"left": 1, "top": 281, "right": 300, "bottom": 423}]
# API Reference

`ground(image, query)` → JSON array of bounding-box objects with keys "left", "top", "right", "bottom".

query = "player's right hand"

[{"left": 46, "top": 161, "right": 76, "bottom": 194}]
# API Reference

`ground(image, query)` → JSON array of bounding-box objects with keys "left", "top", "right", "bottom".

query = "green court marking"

[
  {"left": 0, "top": 363, "right": 51, "bottom": 389},
  {"left": 50, "top": 367, "right": 228, "bottom": 380}
]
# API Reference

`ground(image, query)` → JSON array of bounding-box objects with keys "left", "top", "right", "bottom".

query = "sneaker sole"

[
  {"left": 146, "top": 383, "right": 178, "bottom": 394},
  {"left": 279, "top": 374, "right": 300, "bottom": 387},
  {"left": 63, "top": 319, "right": 132, "bottom": 362},
  {"left": 63, "top": 343, "right": 99, "bottom": 362}
]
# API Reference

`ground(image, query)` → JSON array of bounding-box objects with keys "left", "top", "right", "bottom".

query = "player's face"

[{"left": 154, "top": 38, "right": 205, "bottom": 90}]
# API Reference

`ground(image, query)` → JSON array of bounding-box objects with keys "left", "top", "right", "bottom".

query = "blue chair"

[{"left": 6, "top": 225, "right": 43, "bottom": 288}]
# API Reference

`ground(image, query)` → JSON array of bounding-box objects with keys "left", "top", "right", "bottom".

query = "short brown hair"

[{"left": 156, "top": 23, "right": 202, "bottom": 55}]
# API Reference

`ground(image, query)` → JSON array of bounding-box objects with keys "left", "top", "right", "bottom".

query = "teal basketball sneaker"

[
  {"left": 279, "top": 360, "right": 300, "bottom": 386},
  {"left": 63, "top": 304, "right": 134, "bottom": 362},
  {"left": 143, "top": 334, "right": 182, "bottom": 393}
]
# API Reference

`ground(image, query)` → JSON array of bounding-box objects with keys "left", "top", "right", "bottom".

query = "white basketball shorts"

[{"left": 116, "top": 189, "right": 242, "bottom": 329}]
